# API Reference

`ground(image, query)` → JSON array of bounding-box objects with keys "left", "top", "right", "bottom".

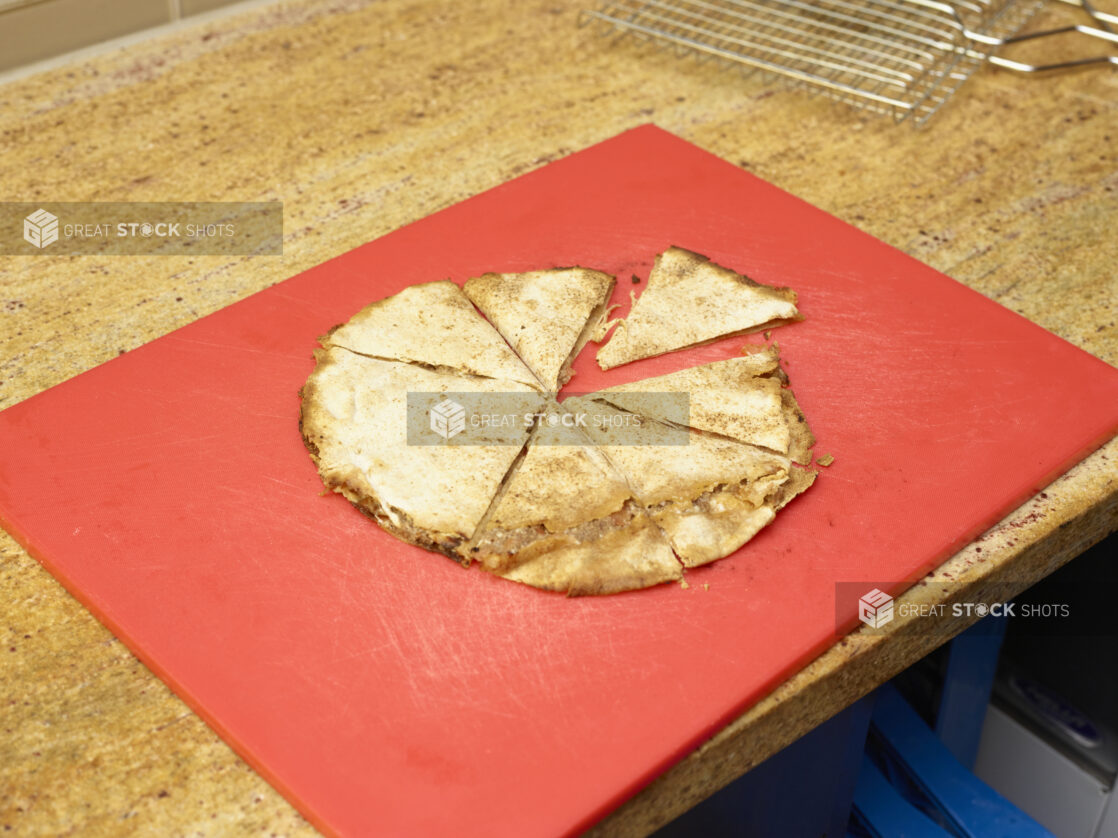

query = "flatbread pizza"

[
  {"left": 300, "top": 248, "right": 819, "bottom": 594},
  {"left": 592, "top": 347, "right": 792, "bottom": 457}
]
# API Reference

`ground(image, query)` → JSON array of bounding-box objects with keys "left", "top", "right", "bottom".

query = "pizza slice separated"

[
  {"left": 324, "top": 280, "right": 542, "bottom": 390},
  {"left": 300, "top": 346, "right": 543, "bottom": 558},
  {"left": 464, "top": 268, "right": 616, "bottom": 391},
  {"left": 571, "top": 399, "right": 812, "bottom": 568},
  {"left": 597, "top": 247, "right": 801, "bottom": 370},
  {"left": 466, "top": 417, "right": 682, "bottom": 595}
]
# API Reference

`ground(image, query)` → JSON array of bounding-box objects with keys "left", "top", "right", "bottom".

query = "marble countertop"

[{"left": 1, "top": 0, "right": 1115, "bottom": 834}]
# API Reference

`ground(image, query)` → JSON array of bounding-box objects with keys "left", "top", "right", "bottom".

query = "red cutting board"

[{"left": 2, "top": 126, "right": 1116, "bottom": 838}]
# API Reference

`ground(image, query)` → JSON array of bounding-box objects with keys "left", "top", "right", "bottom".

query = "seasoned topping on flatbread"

[
  {"left": 465, "top": 268, "right": 615, "bottom": 391},
  {"left": 468, "top": 420, "right": 681, "bottom": 593},
  {"left": 482, "top": 420, "right": 631, "bottom": 535},
  {"left": 574, "top": 401, "right": 789, "bottom": 505}
]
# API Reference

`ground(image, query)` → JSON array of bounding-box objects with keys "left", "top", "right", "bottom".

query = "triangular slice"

[
  {"left": 464, "top": 268, "right": 616, "bottom": 391},
  {"left": 597, "top": 247, "right": 800, "bottom": 370},
  {"left": 467, "top": 418, "right": 682, "bottom": 595},
  {"left": 470, "top": 418, "right": 632, "bottom": 553},
  {"left": 300, "top": 347, "right": 543, "bottom": 558},
  {"left": 325, "top": 280, "right": 541, "bottom": 390},
  {"left": 572, "top": 399, "right": 798, "bottom": 568},
  {"left": 593, "top": 347, "right": 793, "bottom": 457}
]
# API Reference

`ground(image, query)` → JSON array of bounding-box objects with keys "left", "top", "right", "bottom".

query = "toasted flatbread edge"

[
  {"left": 596, "top": 246, "right": 803, "bottom": 370},
  {"left": 298, "top": 350, "right": 475, "bottom": 561}
]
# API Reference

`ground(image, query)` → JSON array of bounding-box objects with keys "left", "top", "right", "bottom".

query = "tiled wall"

[{"left": 0, "top": 0, "right": 245, "bottom": 72}]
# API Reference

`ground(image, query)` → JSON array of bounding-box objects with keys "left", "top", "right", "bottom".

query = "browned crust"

[
  {"left": 780, "top": 387, "right": 816, "bottom": 466},
  {"left": 592, "top": 350, "right": 810, "bottom": 465},
  {"left": 465, "top": 267, "right": 616, "bottom": 391},
  {"left": 497, "top": 507, "right": 684, "bottom": 596},
  {"left": 471, "top": 500, "right": 642, "bottom": 574},
  {"left": 596, "top": 319, "right": 804, "bottom": 372},
  {"left": 298, "top": 348, "right": 471, "bottom": 563},
  {"left": 318, "top": 322, "right": 344, "bottom": 344},
  {"left": 600, "top": 319, "right": 803, "bottom": 369},
  {"left": 771, "top": 467, "right": 818, "bottom": 511},
  {"left": 596, "top": 248, "right": 803, "bottom": 370}
]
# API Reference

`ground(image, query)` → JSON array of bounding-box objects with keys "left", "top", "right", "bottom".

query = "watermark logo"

[
  {"left": 858, "top": 588, "right": 894, "bottom": 628},
  {"left": 3, "top": 202, "right": 282, "bottom": 255},
  {"left": 23, "top": 209, "right": 59, "bottom": 249},
  {"left": 837, "top": 581, "right": 1083, "bottom": 637},
  {"left": 429, "top": 399, "right": 466, "bottom": 440},
  {"left": 405, "top": 392, "right": 689, "bottom": 446}
]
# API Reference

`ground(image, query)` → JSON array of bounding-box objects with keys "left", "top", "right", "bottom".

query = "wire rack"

[{"left": 579, "top": 0, "right": 1115, "bottom": 124}]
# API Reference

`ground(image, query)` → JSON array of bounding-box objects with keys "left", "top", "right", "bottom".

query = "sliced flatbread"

[
  {"left": 593, "top": 348, "right": 789, "bottom": 455},
  {"left": 471, "top": 419, "right": 632, "bottom": 546},
  {"left": 572, "top": 399, "right": 796, "bottom": 567},
  {"left": 597, "top": 247, "right": 800, "bottom": 370},
  {"left": 300, "top": 346, "right": 543, "bottom": 558},
  {"left": 467, "top": 418, "right": 682, "bottom": 594},
  {"left": 303, "top": 261, "right": 818, "bottom": 594},
  {"left": 464, "top": 268, "right": 616, "bottom": 391},
  {"left": 325, "top": 280, "right": 541, "bottom": 390}
]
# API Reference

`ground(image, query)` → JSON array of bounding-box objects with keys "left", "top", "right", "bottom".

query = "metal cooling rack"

[{"left": 580, "top": 0, "right": 1118, "bottom": 124}]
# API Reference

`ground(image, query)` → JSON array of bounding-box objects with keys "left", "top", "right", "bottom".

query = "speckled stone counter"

[{"left": 1, "top": 1, "right": 1115, "bottom": 834}]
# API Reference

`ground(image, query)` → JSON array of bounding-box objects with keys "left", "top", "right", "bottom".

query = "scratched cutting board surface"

[{"left": 2, "top": 126, "right": 1117, "bottom": 838}]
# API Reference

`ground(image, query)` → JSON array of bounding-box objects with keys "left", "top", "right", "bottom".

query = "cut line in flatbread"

[
  {"left": 593, "top": 346, "right": 815, "bottom": 465},
  {"left": 467, "top": 418, "right": 682, "bottom": 594},
  {"left": 325, "top": 280, "right": 542, "bottom": 390},
  {"left": 570, "top": 399, "right": 807, "bottom": 568},
  {"left": 300, "top": 346, "right": 543, "bottom": 558},
  {"left": 597, "top": 247, "right": 801, "bottom": 370},
  {"left": 464, "top": 268, "right": 616, "bottom": 391},
  {"left": 593, "top": 347, "right": 788, "bottom": 456}
]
